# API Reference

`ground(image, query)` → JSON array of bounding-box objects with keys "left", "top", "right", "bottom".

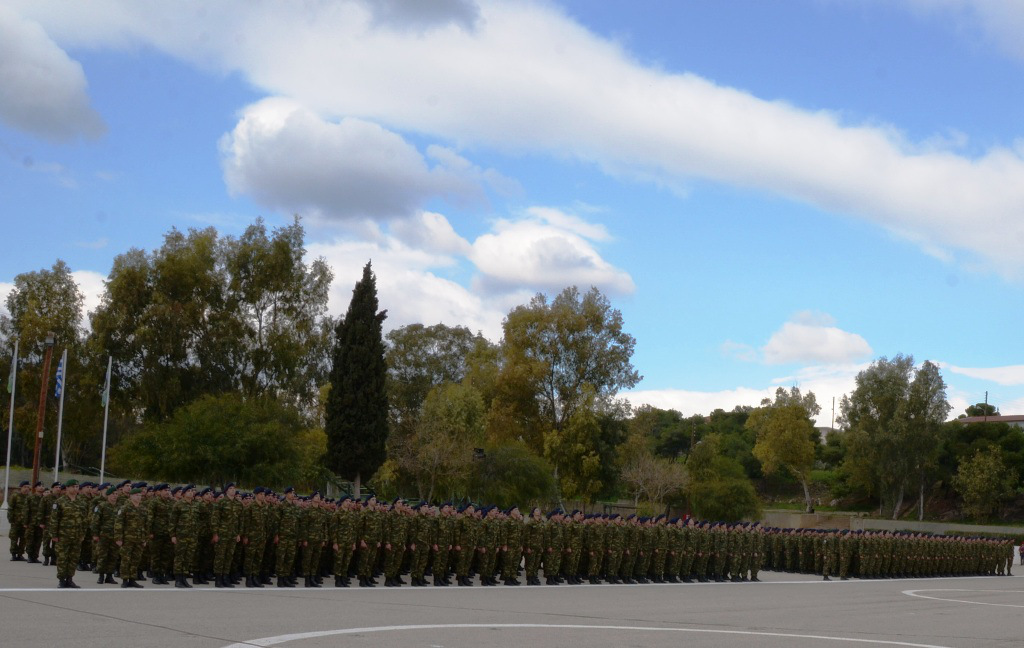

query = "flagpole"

[
  {"left": 1, "top": 340, "right": 18, "bottom": 519},
  {"left": 53, "top": 349, "right": 67, "bottom": 482},
  {"left": 99, "top": 356, "right": 111, "bottom": 483}
]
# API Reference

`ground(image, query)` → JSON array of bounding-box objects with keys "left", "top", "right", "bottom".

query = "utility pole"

[{"left": 31, "top": 332, "right": 55, "bottom": 487}]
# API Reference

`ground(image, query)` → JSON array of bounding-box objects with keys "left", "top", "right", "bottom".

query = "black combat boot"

[
  {"left": 97, "top": 574, "right": 105, "bottom": 584},
  {"left": 105, "top": 574, "right": 118, "bottom": 585}
]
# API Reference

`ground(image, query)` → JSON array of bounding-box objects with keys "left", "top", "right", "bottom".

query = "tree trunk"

[
  {"left": 892, "top": 481, "right": 905, "bottom": 520},
  {"left": 353, "top": 473, "right": 361, "bottom": 499},
  {"left": 801, "top": 477, "right": 813, "bottom": 513}
]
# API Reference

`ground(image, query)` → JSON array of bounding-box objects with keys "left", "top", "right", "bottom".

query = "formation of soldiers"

[{"left": 4, "top": 479, "right": 1017, "bottom": 589}]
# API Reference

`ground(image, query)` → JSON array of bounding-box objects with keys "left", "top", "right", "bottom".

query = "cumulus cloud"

[
  {"left": 307, "top": 236, "right": 504, "bottom": 339},
  {"left": 470, "top": 207, "right": 634, "bottom": 296},
  {"left": 0, "top": 6, "right": 104, "bottom": 140},
  {"left": 390, "top": 211, "right": 472, "bottom": 256},
  {"left": 71, "top": 270, "right": 106, "bottom": 320},
  {"left": 943, "top": 363, "right": 1024, "bottom": 386},
  {"left": 365, "top": 0, "right": 481, "bottom": 32},
  {"left": 12, "top": 1, "right": 1024, "bottom": 273},
  {"left": 761, "top": 311, "right": 873, "bottom": 365},
  {"left": 220, "top": 98, "right": 481, "bottom": 220},
  {"left": 628, "top": 363, "right": 867, "bottom": 426}
]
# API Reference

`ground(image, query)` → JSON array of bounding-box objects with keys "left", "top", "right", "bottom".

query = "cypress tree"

[{"left": 325, "top": 261, "right": 388, "bottom": 496}]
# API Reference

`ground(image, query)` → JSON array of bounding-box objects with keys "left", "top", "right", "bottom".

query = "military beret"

[
  {"left": 64, "top": 479, "right": 79, "bottom": 487},
  {"left": 117, "top": 480, "right": 130, "bottom": 487},
  {"left": 19, "top": 480, "right": 29, "bottom": 487},
  {"left": 132, "top": 481, "right": 147, "bottom": 488},
  {"left": 129, "top": 488, "right": 142, "bottom": 494},
  {"left": 170, "top": 486, "right": 181, "bottom": 495},
  {"left": 155, "top": 483, "right": 168, "bottom": 491},
  {"left": 34, "top": 481, "right": 43, "bottom": 487},
  {"left": 52, "top": 481, "right": 62, "bottom": 488},
  {"left": 198, "top": 487, "right": 211, "bottom": 496},
  {"left": 98, "top": 482, "right": 111, "bottom": 490},
  {"left": 224, "top": 482, "right": 236, "bottom": 490},
  {"left": 106, "top": 486, "right": 118, "bottom": 496},
  {"left": 283, "top": 486, "right": 295, "bottom": 494}
]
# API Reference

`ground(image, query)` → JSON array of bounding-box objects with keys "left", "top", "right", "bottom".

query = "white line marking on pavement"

[
  {"left": 902, "top": 589, "right": 1024, "bottom": 609},
  {"left": 219, "top": 623, "right": 958, "bottom": 648}
]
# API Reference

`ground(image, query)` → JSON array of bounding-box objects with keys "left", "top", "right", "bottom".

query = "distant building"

[{"left": 955, "top": 415, "right": 1024, "bottom": 429}]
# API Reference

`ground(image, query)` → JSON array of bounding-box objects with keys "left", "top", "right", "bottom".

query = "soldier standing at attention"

[
  {"left": 148, "top": 484, "right": 173, "bottom": 585},
  {"left": 7, "top": 481, "right": 31, "bottom": 561},
  {"left": 453, "top": 503, "right": 478, "bottom": 586},
  {"left": 501, "top": 506, "right": 524, "bottom": 586},
  {"left": 522, "top": 507, "right": 545, "bottom": 586},
  {"left": 91, "top": 486, "right": 120, "bottom": 585},
  {"left": 356, "top": 496, "right": 384, "bottom": 587},
  {"left": 39, "top": 482, "right": 61, "bottom": 567},
  {"left": 331, "top": 496, "right": 358, "bottom": 587},
  {"left": 115, "top": 487, "right": 150, "bottom": 588},
  {"left": 170, "top": 485, "right": 199, "bottom": 588},
  {"left": 242, "top": 487, "right": 269, "bottom": 588},
  {"left": 50, "top": 479, "right": 87, "bottom": 588},
  {"left": 211, "top": 484, "right": 242, "bottom": 588},
  {"left": 433, "top": 502, "right": 456, "bottom": 586},
  {"left": 275, "top": 487, "right": 300, "bottom": 587}
]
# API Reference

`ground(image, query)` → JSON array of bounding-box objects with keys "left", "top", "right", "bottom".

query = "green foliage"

[
  {"left": 108, "top": 393, "right": 322, "bottom": 488},
  {"left": 470, "top": 442, "right": 556, "bottom": 509},
  {"left": 325, "top": 262, "right": 389, "bottom": 491},
  {"left": 687, "top": 434, "right": 760, "bottom": 521},
  {"left": 90, "top": 218, "right": 332, "bottom": 422},
  {"left": 618, "top": 431, "right": 688, "bottom": 506},
  {"left": 939, "top": 420, "right": 1024, "bottom": 486},
  {"left": 748, "top": 402, "right": 818, "bottom": 511},
  {"left": 840, "top": 356, "right": 950, "bottom": 516},
  {"left": 952, "top": 446, "right": 1020, "bottom": 521},
  {"left": 543, "top": 402, "right": 605, "bottom": 503},
  {"left": 690, "top": 454, "right": 761, "bottom": 521},
  {"left": 962, "top": 402, "right": 998, "bottom": 417},
  {"left": 394, "top": 383, "right": 486, "bottom": 501}
]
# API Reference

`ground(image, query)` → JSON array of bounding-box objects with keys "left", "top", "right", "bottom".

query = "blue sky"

[{"left": 2, "top": 0, "right": 1023, "bottom": 422}]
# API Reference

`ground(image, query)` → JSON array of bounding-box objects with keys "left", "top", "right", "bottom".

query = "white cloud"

[
  {"left": 628, "top": 362, "right": 867, "bottom": 426},
  {"left": 943, "top": 363, "right": 1024, "bottom": 386},
  {"left": 761, "top": 311, "right": 872, "bottom": 365},
  {"left": 390, "top": 211, "right": 472, "bottom": 256},
  {"left": 0, "top": 6, "right": 104, "bottom": 140},
  {"left": 14, "top": 1, "right": 1024, "bottom": 272},
  {"left": 906, "top": 0, "right": 1024, "bottom": 61},
  {"left": 220, "top": 97, "right": 481, "bottom": 220},
  {"left": 0, "top": 282, "right": 13, "bottom": 319},
  {"left": 470, "top": 208, "right": 634, "bottom": 296},
  {"left": 71, "top": 270, "right": 105, "bottom": 319},
  {"left": 308, "top": 236, "right": 504, "bottom": 339}
]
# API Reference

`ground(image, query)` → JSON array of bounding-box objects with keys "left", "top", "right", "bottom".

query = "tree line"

[{"left": 2, "top": 218, "right": 1020, "bottom": 522}]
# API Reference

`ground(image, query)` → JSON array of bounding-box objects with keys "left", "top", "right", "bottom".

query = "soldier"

[
  {"left": 433, "top": 502, "right": 456, "bottom": 586},
  {"left": 274, "top": 487, "right": 300, "bottom": 587},
  {"left": 50, "top": 479, "right": 88, "bottom": 588},
  {"left": 39, "top": 482, "right": 61, "bottom": 567},
  {"left": 453, "top": 503, "right": 479, "bottom": 586},
  {"left": 356, "top": 496, "right": 384, "bottom": 587},
  {"left": 7, "top": 481, "right": 30, "bottom": 561},
  {"left": 114, "top": 487, "right": 150, "bottom": 588},
  {"left": 300, "top": 492, "right": 328, "bottom": 587},
  {"left": 331, "top": 496, "right": 357, "bottom": 587},
  {"left": 522, "top": 507, "right": 545, "bottom": 585},
  {"left": 170, "top": 484, "right": 199, "bottom": 588},
  {"left": 410, "top": 504, "right": 438, "bottom": 586},
  {"left": 147, "top": 484, "right": 173, "bottom": 585},
  {"left": 211, "top": 484, "right": 242, "bottom": 588},
  {"left": 563, "top": 511, "right": 584, "bottom": 584},
  {"left": 91, "top": 486, "right": 121, "bottom": 585},
  {"left": 501, "top": 506, "right": 524, "bottom": 586},
  {"left": 542, "top": 509, "right": 564, "bottom": 585},
  {"left": 194, "top": 487, "right": 215, "bottom": 583}
]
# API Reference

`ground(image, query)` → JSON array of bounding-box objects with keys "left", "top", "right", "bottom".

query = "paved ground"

[{"left": 1, "top": 536, "right": 1021, "bottom": 648}]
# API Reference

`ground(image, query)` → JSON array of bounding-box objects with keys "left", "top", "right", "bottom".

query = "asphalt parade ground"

[{"left": 1, "top": 536, "right": 1022, "bottom": 648}]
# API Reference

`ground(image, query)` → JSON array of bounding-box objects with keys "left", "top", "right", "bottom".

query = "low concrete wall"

[
  {"left": 762, "top": 510, "right": 854, "bottom": 530},
  {"left": 850, "top": 517, "right": 1024, "bottom": 537}
]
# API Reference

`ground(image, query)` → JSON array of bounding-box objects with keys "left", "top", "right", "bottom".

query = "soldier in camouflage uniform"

[
  {"left": 39, "top": 482, "right": 61, "bottom": 566},
  {"left": 433, "top": 502, "right": 456, "bottom": 586},
  {"left": 357, "top": 496, "right": 384, "bottom": 587},
  {"left": 542, "top": 509, "right": 564, "bottom": 585},
  {"left": 563, "top": 511, "right": 584, "bottom": 584},
  {"left": 410, "top": 504, "right": 438, "bottom": 586},
  {"left": 242, "top": 487, "right": 270, "bottom": 588},
  {"left": 453, "top": 504, "right": 479, "bottom": 586},
  {"left": 170, "top": 484, "right": 199, "bottom": 587},
  {"left": 500, "top": 506, "right": 524, "bottom": 585},
  {"left": 211, "top": 484, "right": 242, "bottom": 588},
  {"left": 300, "top": 492, "right": 328, "bottom": 587},
  {"left": 50, "top": 480, "right": 87, "bottom": 588},
  {"left": 331, "top": 496, "right": 358, "bottom": 587},
  {"left": 146, "top": 484, "right": 173, "bottom": 584},
  {"left": 115, "top": 487, "right": 150, "bottom": 588},
  {"left": 91, "top": 486, "right": 120, "bottom": 584},
  {"left": 522, "top": 507, "right": 545, "bottom": 585},
  {"left": 7, "top": 481, "right": 30, "bottom": 561}
]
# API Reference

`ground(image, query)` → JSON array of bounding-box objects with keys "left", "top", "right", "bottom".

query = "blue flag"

[{"left": 54, "top": 352, "right": 65, "bottom": 399}]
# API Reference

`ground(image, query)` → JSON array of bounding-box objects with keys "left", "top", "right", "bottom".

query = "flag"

[
  {"left": 101, "top": 367, "right": 110, "bottom": 407},
  {"left": 6, "top": 349, "right": 15, "bottom": 394},
  {"left": 54, "top": 351, "right": 65, "bottom": 399}
]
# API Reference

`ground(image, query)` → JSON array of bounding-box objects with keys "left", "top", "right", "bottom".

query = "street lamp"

[{"left": 30, "top": 332, "right": 55, "bottom": 486}]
